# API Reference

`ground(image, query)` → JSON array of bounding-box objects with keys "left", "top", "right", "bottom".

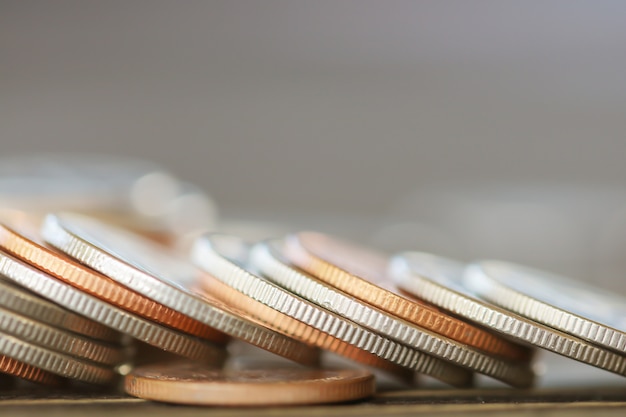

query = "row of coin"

[{"left": 1, "top": 212, "right": 625, "bottom": 405}]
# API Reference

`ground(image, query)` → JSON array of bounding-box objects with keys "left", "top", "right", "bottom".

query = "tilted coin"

[
  {"left": 192, "top": 235, "right": 473, "bottom": 388},
  {"left": 465, "top": 260, "right": 626, "bottom": 354},
  {"left": 0, "top": 250, "right": 226, "bottom": 364},
  {"left": 0, "top": 305, "right": 124, "bottom": 366},
  {"left": 0, "top": 354, "right": 65, "bottom": 386},
  {"left": 284, "top": 232, "right": 530, "bottom": 362},
  {"left": 42, "top": 213, "right": 319, "bottom": 366},
  {"left": 390, "top": 252, "right": 626, "bottom": 377},
  {"left": 125, "top": 362, "right": 375, "bottom": 406},
  {"left": 249, "top": 240, "right": 534, "bottom": 387},
  {"left": 0, "top": 223, "right": 228, "bottom": 345}
]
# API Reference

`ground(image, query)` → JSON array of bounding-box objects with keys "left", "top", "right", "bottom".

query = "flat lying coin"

[
  {"left": 0, "top": 223, "right": 228, "bottom": 345},
  {"left": 125, "top": 362, "right": 375, "bottom": 406},
  {"left": 391, "top": 252, "right": 626, "bottom": 377},
  {"left": 249, "top": 240, "right": 534, "bottom": 387},
  {"left": 42, "top": 213, "right": 319, "bottom": 366},
  {"left": 285, "top": 232, "right": 530, "bottom": 362},
  {"left": 0, "top": 354, "right": 65, "bottom": 386},
  {"left": 0, "top": 250, "right": 226, "bottom": 364},
  {"left": 466, "top": 260, "right": 626, "bottom": 354},
  {"left": 192, "top": 235, "right": 473, "bottom": 388}
]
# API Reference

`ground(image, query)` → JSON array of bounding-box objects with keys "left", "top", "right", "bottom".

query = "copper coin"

[
  {"left": 125, "top": 362, "right": 375, "bottom": 406},
  {"left": 0, "top": 223, "right": 228, "bottom": 345},
  {"left": 0, "top": 354, "right": 65, "bottom": 386},
  {"left": 285, "top": 232, "right": 531, "bottom": 362}
]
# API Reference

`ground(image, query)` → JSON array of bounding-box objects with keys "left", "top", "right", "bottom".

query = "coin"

[
  {"left": 465, "top": 260, "right": 626, "bottom": 354},
  {"left": 249, "top": 240, "right": 534, "bottom": 387},
  {"left": 390, "top": 252, "right": 626, "bottom": 377},
  {"left": 192, "top": 235, "right": 474, "bottom": 388},
  {"left": 285, "top": 232, "right": 531, "bottom": 362},
  {"left": 0, "top": 354, "right": 65, "bottom": 386},
  {"left": 0, "top": 223, "right": 228, "bottom": 345},
  {"left": 0, "top": 250, "right": 227, "bottom": 364},
  {"left": 125, "top": 362, "right": 375, "bottom": 406},
  {"left": 42, "top": 213, "right": 319, "bottom": 366}
]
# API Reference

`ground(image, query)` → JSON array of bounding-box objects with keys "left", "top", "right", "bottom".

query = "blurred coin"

[
  {"left": 125, "top": 362, "right": 375, "bottom": 406},
  {"left": 0, "top": 223, "right": 228, "bottom": 345},
  {"left": 391, "top": 252, "right": 626, "bottom": 377},
  {"left": 285, "top": 232, "right": 529, "bottom": 362},
  {"left": 0, "top": 354, "right": 65, "bottom": 386},
  {"left": 466, "top": 260, "right": 626, "bottom": 354},
  {"left": 250, "top": 240, "right": 534, "bottom": 387},
  {"left": 42, "top": 213, "right": 319, "bottom": 366},
  {"left": 0, "top": 250, "right": 226, "bottom": 364},
  {"left": 192, "top": 235, "right": 473, "bottom": 388}
]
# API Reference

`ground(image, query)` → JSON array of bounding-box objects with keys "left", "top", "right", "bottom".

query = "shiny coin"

[
  {"left": 250, "top": 240, "right": 534, "bottom": 387},
  {"left": 42, "top": 213, "right": 319, "bottom": 366},
  {"left": 285, "top": 232, "right": 530, "bottom": 362},
  {"left": 465, "top": 260, "right": 626, "bottom": 354},
  {"left": 0, "top": 223, "right": 228, "bottom": 345},
  {"left": 0, "top": 250, "right": 227, "bottom": 364},
  {"left": 0, "top": 354, "right": 65, "bottom": 386},
  {"left": 391, "top": 252, "right": 626, "bottom": 377},
  {"left": 125, "top": 362, "right": 375, "bottom": 406},
  {"left": 192, "top": 235, "right": 473, "bottom": 388}
]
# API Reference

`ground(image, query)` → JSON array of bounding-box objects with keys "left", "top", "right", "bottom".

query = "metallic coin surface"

[
  {"left": 42, "top": 213, "right": 319, "bottom": 366},
  {"left": 192, "top": 235, "right": 474, "bottom": 388},
  {"left": 391, "top": 252, "right": 626, "bottom": 377},
  {"left": 0, "top": 354, "right": 65, "bottom": 386},
  {"left": 125, "top": 362, "right": 375, "bottom": 406},
  {"left": 0, "top": 305, "right": 124, "bottom": 366},
  {"left": 249, "top": 240, "right": 534, "bottom": 387},
  {"left": 285, "top": 232, "right": 530, "bottom": 362},
  {"left": 0, "top": 223, "right": 228, "bottom": 345},
  {"left": 465, "top": 260, "right": 626, "bottom": 354},
  {"left": 0, "top": 250, "right": 226, "bottom": 364}
]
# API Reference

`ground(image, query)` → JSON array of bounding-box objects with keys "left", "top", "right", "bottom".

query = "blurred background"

[{"left": 2, "top": 1, "right": 626, "bottom": 288}]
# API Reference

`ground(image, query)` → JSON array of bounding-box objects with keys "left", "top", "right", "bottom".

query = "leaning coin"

[
  {"left": 0, "top": 250, "right": 227, "bottom": 364},
  {"left": 0, "top": 223, "right": 228, "bottom": 345},
  {"left": 0, "top": 305, "right": 124, "bottom": 366},
  {"left": 465, "top": 260, "right": 626, "bottom": 355},
  {"left": 0, "top": 331, "right": 115, "bottom": 384},
  {"left": 42, "top": 213, "right": 319, "bottom": 366},
  {"left": 125, "top": 362, "right": 375, "bottom": 406},
  {"left": 192, "top": 235, "right": 474, "bottom": 388},
  {"left": 0, "top": 354, "right": 65, "bottom": 386},
  {"left": 250, "top": 240, "right": 534, "bottom": 387},
  {"left": 285, "top": 232, "right": 530, "bottom": 362},
  {"left": 390, "top": 252, "right": 626, "bottom": 377}
]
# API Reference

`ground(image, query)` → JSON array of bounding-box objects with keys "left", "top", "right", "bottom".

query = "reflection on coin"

[
  {"left": 0, "top": 223, "right": 228, "bottom": 345},
  {"left": 285, "top": 232, "right": 530, "bottom": 362},
  {"left": 466, "top": 260, "right": 626, "bottom": 354},
  {"left": 125, "top": 362, "right": 375, "bottom": 406},
  {"left": 250, "top": 240, "right": 534, "bottom": 387},
  {"left": 0, "top": 354, "right": 65, "bottom": 386},
  {"left": 391, "top": 252, "right": 626, "bottom": 377},
  {"left": 0, "top": 250, "right": 226, "bottom": 364},
  {"left": 192, "top": 235, "right": 473, "bottom": 388},
  {"left": 42, "top": 213, "right": 319, "bottom": 366}
]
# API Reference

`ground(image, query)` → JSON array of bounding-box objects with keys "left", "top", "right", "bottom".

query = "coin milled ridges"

[
  {"left": 41, "top": 213, "right": 319, "bottom": 366},
  {"left": 0, "top": 250, "right": 226, "bottom": 364},
  {"left": 192, "top": 235, "right": 474, "bottom": 388},
  {"left": 0, "top": 354, "right": 65, "bottom": 386},
  {"left": 391, "top": 252, "right": 626, "bottom": 377},
  {"left": 249, "top": 240, "right": 534, "bottom": 387}
]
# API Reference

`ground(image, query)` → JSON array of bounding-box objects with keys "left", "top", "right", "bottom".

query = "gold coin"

[{"left": 125, "top": 361, "right": 375, "bottom": 406}]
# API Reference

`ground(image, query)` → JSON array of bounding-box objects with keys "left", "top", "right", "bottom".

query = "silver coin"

[
  {"left": 192, "top": 234, "right": 475, "bottom": 388},
  {"left": 41, "top": 213, "right": 319, "bottom": 366},
  {"left": 249, "top": 240, "right": 534, "bottom": 387},
  {"left": 0, "top": 250, "right": 226, "bottom": 364},
  {"left": 465, "top": 259, "right": 626, "bottom": 354},
  {"left": 390, "top": 252, "right": 626, "bottom": 377}
]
